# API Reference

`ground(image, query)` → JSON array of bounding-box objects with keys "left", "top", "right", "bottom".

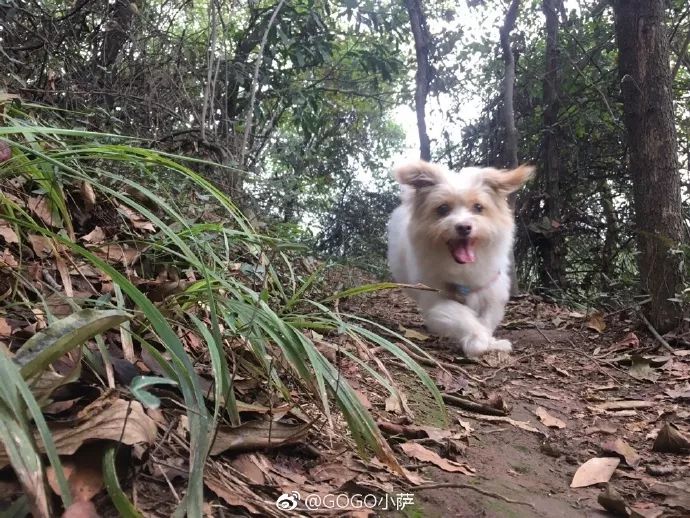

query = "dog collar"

[{"left": 446, "top": 271, "right": 501, "bottom": 301}]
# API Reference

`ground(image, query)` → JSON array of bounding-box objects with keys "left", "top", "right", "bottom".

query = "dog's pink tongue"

[{"left": 452, "top": 240, "right": 476, "bottom": 264}]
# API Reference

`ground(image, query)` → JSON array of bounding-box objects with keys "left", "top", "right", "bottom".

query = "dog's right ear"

[{"left": 393, "top": 160, "right": 443, "bottom": 189}]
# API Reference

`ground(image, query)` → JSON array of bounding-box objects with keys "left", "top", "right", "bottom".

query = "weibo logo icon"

[{"left": 275, "top": 491, "right": 300, "bottom": 511}]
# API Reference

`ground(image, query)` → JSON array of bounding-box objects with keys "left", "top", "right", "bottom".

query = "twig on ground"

[
  {"left": 639, "top": 313, "right": 675, "bottom": 354},
  {"left": 413, "top": 482, "right": 537, "bottom": 509},
  {"left": 377, "top": 421, "right": 427, "bottom": 439},
  {"left": 542, "top": 342, "right": 625, "bottom": 385},
  {"left": 604, "top": 298, "right": 650, "bottom": 318},
  {"left": 478, "top": 350, "right": 542, "bottom": 383},
  {"left": 535, "top": 326, "right": 554, "bottom": 344},
  {"left": 482, "top": 427, "right": 509, "bottom": 434},
  {"left": 457, "top": 411, "right": 545, "bottom": 436},
  {"left": 392, "top": 342, "right": 484, "bottom": 384},
  {"left": 442, "top": 394, "right": 508, "bottom": 416}
]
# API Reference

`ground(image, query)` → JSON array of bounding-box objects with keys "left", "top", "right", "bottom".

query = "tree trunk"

[
  {"left": 101, "top": 0, "right": 134, "bottom": 68},
  {"left": 600, "top": 180, "right": 618, "bottom": 280},
  {"left": 498, "top": 0, "right": 522, "bottom": 296},
  {"left": 612, "top": 0, "right": 686, "bottom": 332},
  {"left": 404, "top": 0, "right": 432, "bottom": 161},
  {"left": 539, "top": 0, "right": 566, "bottom": 290},
  {"left": 500, "top": 0, "right": 520, "bottom": 170}
]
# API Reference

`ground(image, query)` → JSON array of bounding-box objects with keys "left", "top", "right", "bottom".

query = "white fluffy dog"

[{"left": 387, "top": 160, "right": 533, "bottom": 357}]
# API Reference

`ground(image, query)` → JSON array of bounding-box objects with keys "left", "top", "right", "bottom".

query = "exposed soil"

[
  {"left": 5, "top": 263, "right": 689, "bottom": 517},
  {"left": 348, "top": 289, "right": 690, "bottom": 518}
]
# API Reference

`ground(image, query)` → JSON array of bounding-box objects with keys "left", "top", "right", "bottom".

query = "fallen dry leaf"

[
  {"left": 0, "top": 222, "right": 18, "bottom": 244},
  {"left": 487, "top": 392, "right": 511, "bottom": 413},
  {"left": 398, "top": 325, "right": 429, "bottom": 341},
  {"left": 591, "top": 382, "right": 617, "bottom": 391},
  {"left": 587, "top": 311, "right": 606, "bottom": 333},
  {"left": 434, "top": 369, "right": 468, "bottom": 392},
  {"left": 528, "top": 389, "right": 563, "bottom": 401},
  {"left": 354, "top": 389, "right": 372, "bottom": 410},
  {"left": 629, "top": 503, "right": 664, "bottom": 518},
  {"left": 55, "top": 254, "right": 73, "bottom": 297},
  {"left": 570, "top": 457, "right": 620, "bottom": 488},
  {"left": 47, "top": 444, "right": 105, "bottom": 502},
  {"left": 146, "top": 279, "right": 191, "bottom": 302},
  {"left": 92, "top": 243, "right": 142, "bottom": 266},
  {"left": 230, "top": 453, "right": 270, "bottom": 485},
  {"left": 399, "top": 442, "right": 475, "bottom": 475},
  {"left": 0, "top": 248, "right": 18, "bottom": 267},
  {"left": 28, "top": 196, "right": 58, "bottom": 227},
  {"left": 0, "top": 396, "right": 157, "bottom": 469},
  {"left": 652, "top": 423, "right": 690, "bottom": 454},
  {"left": 534, "top": 406, "right": 566, "bottom": 429},
  {"left": 628, "top": 355, "right": 660, "bottom": 383},
  {"left": 664, "top": 384, "right": 690, "bottom": 400},
  {"left": 650, "top": 480, "right": 690, "bottom": 514},
  {"left": 384, "top": 393, "right": 402, "bottom": 413},
  {"left": 597, "top": 484, "right": 630, "bottom": 516},
  {"left": 28, "top": 234, "right": 57, "bottom": 258},
  {"left": 0, "top": 318, "right": 11, "bottom": 338},
  {"left": 591, "top": 400, "right": 655, "bottom": 412},
  {"left": 553, "top": 365, "right": 572, "bottom": 377},
  {"left": 458, "top": 412, "right": 545, "bottom": 436},
  {"left": 80, "top": 181, "right": 96, "bottom": 211},
  {"left": 210, "top": 420, "right": 310, "bottom": 456},
  {"left": 417, "top": 425, "right": 455, "bottom": 442},
  {"left": 116, "top": 204, "right": 155, "bottom": 232},
  {"left": 62, "top": 501, "right": 99, "bottom": 518},
  {"left": 204, "top": 460, "right": 275, "bottom": 516},
  {"left": 601, "top": 438, "right": 640, "bottom": 467},
  {"left": 80, "top": 227, "right": 105, "bottom": 244},
  {"left": 612, "top": 332, "right": 640, "bottom": 350},
  {"left": 310, "top": 461, "right": 358, "bottom": 487}
]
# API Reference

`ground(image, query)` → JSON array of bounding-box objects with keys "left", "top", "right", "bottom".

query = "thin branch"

[
  {"left": 404, "top": 0, "right": 432, "bottom": 161},
  {"left": 672, "top": 26, "right": 690, "bottom": 80},
  {"left": 240, "top": 0, "right": 286, "bottom": 167},
  {"left": 201, "top": 0, "right": 218, "bottom": 141},
  {"left": 442, "top": 393, "right": 508, "bottom": 416},
  {"left": 640, "top": 313, "right": 675, "bottom": 354},
  {"left": 499, "top": 0, "right": 520, "bottom": 169}
]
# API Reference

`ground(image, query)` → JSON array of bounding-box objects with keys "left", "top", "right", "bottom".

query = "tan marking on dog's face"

[
  {"left": 393, "top": 161, "right": 532, "bottom": 254},
  {"left": 407, "top": 177, "right": 512, "bottom": 247}
]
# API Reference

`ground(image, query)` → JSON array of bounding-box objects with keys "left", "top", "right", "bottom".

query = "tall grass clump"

[{"left": 0, "top": 100, "right": 444, "bottom": 515}]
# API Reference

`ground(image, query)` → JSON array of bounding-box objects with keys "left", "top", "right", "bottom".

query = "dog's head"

[{"left": 393, "top": 160, "right": 534, "bottom": 264}]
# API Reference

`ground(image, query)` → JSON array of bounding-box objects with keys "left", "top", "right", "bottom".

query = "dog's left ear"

[
  {"left": 393, "top": 160, "right": 444, "bottom": 189},
  {"left": 483, "top": 165, "right": 535, "bottom": 195}
]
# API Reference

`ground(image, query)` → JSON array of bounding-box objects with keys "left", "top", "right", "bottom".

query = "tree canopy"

[{"left": 3, "top": 0, "right": 689, "bottom": 315}]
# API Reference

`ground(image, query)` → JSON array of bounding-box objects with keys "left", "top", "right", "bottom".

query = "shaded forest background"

[
  {"left": 2, "top": 0, "right": 689, "bottom": 314},
  {"left": 2, "top": 1, "right": 690, "bottom": 515}
]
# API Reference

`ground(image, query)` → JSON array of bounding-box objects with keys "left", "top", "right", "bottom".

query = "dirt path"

[{"left": 348, "top": 290, "right": 690, "bottom": 518}]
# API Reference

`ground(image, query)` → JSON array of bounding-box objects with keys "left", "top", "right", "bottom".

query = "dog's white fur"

[{"left": 387, "top": 160, "right": 533, "bottom": 357}]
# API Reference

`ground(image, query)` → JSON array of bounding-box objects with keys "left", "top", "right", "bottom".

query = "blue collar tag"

[{"left": 453, "top": 284, "right": 472, "bottom": 297}]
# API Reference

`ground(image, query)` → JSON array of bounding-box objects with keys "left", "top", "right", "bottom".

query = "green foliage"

[{"left": 0, "top": 102, "right": 444, "bottom": 514}]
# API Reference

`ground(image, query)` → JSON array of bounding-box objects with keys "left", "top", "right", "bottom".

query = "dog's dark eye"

[
  {"left": 472, "top": 203, "right": 484, "bottom": 214},
  {"left": 436, "top": 204, "right": 451, "bottom": 217}
]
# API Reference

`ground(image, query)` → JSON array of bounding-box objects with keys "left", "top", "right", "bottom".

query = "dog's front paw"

[
  {"left": 462, "top": 336, "right": 512, "bottom": 357},
  {"left": 461, "top": 334, "right": 492, "bottom": 358}
]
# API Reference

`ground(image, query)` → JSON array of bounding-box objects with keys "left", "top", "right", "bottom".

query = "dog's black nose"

[{"left": 455, "top": 223, "right": 472, "bottom": 237}]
